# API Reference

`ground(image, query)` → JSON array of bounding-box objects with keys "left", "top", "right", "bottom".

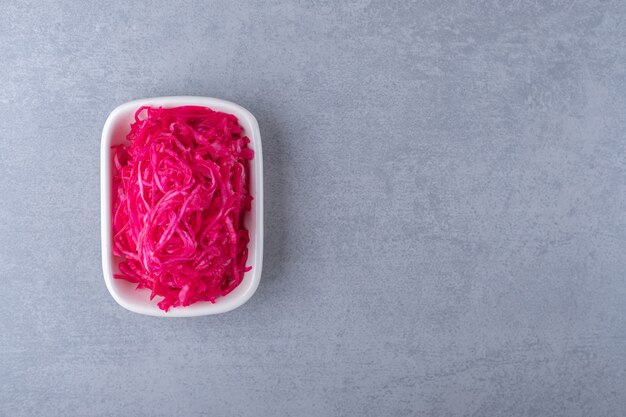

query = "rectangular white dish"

[{"left": 101, "top": 96, "right": 263, "bottom": 317}]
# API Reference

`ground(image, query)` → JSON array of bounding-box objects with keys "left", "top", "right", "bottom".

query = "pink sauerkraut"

[{"left": 112, "top": 106, "right": 253, "bottom": 311}]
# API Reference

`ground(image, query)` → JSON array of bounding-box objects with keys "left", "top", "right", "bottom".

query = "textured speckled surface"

[{"left": 1, "top": 1, "right": 626, "bottom": 416}]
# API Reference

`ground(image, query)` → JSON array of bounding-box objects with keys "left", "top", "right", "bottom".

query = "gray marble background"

[{"left": 1, "top": 1, "right": 626, "bottom": 416}]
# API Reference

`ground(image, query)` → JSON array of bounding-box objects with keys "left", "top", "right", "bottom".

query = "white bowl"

[{"left": 100, "top": 96, "right": 263, "bottom": 317}]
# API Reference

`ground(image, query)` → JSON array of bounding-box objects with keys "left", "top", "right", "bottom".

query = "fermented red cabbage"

[{"left": 112, "top": 106, "right": 253, "bottom": 311}]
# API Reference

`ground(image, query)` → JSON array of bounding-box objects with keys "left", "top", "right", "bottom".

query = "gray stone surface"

[{"left": 1, "top": 1, "right": 626, "bottom": 416}]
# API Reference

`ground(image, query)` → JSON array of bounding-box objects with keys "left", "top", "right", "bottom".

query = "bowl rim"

[{"left": 100, "top": 96, "right": 263, "bottom": 317}]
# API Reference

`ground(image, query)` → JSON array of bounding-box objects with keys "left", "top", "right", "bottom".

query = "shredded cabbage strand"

[{"left": 112, "top": 106, "right": 253, "bottom": 311}]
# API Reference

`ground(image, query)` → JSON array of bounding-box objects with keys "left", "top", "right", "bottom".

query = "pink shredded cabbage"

[{"left": 112, "top": 106, "right": 253, "bottom": 311}]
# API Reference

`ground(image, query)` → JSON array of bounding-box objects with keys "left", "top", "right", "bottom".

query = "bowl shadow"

[{"left": 248, "top": 103, "right": 291, "bottom": 284}]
